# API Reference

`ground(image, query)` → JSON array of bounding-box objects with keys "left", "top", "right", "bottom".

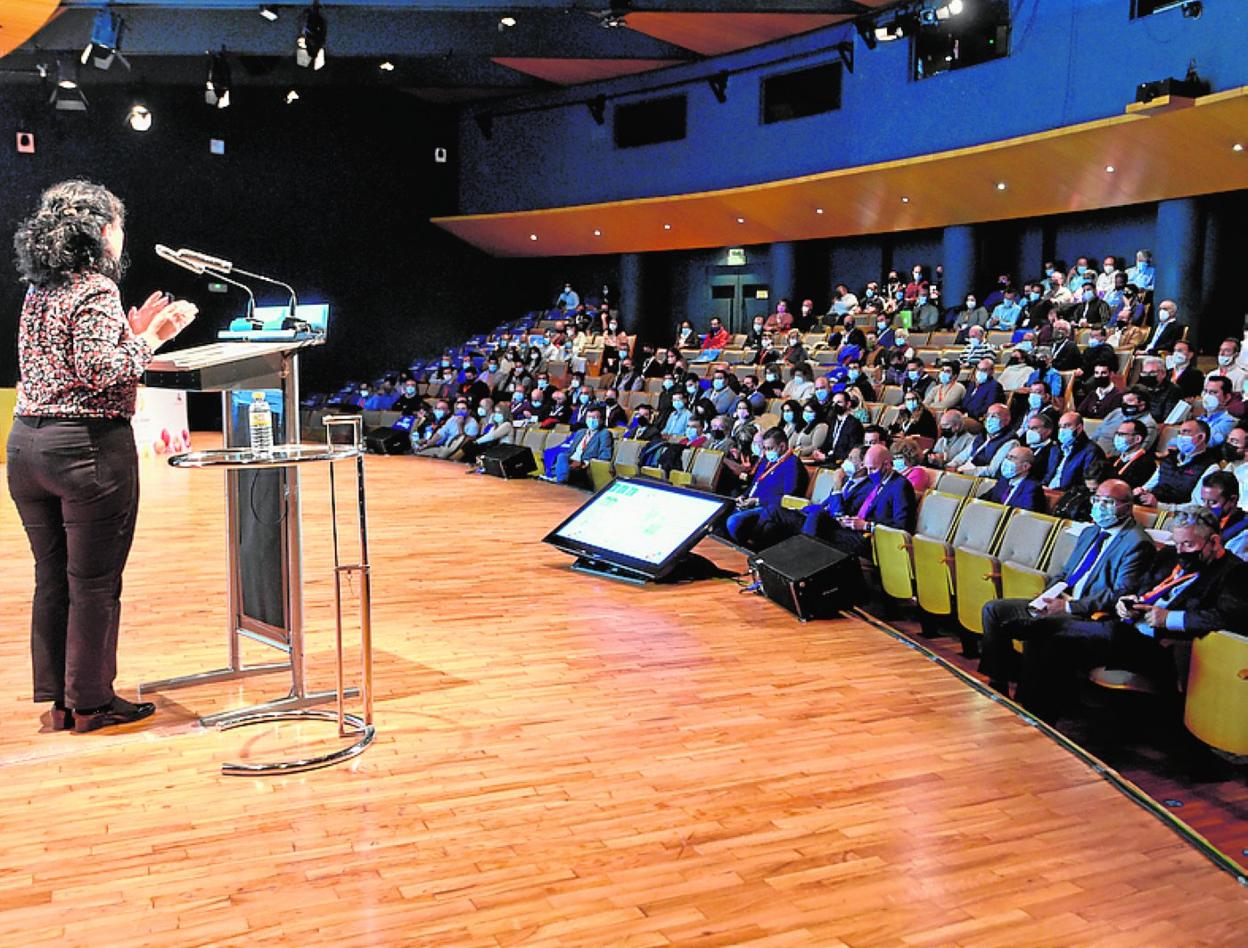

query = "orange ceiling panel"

[
  {"left": 492, "top": 57, "right": 687, "bottom": 86},
  {"left": 432, "top": 87, "right": 1248, "bottom": 258},
  {"left": 0, "top": 0, "right": 58, "bottom": 58},
  {"left": 623, "top": 12, "right": 851, "bottom": 57}
]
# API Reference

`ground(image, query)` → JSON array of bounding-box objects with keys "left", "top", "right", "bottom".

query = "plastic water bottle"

[{"left": 249, "top": 391, "right": 274, "bottom": 458}]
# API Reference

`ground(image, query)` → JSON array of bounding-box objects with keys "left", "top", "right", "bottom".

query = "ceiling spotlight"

[
  {"left": 815, "top": 207, "right": 824, "bottom": 214},
  {"left": 935, "top": 0, "right": 965, "bottom": 21},
  {"left": 736, "top": 217, "right": 746, "bottom": 224},
  {"left": 1105, "top": 164, "right": 1116, "bottom": 173},
  {"left": 56, "top": 58, "right": 80, "bottom": 90},
  {"left": 82, "top": 8, "right": 128, "bottom": 71},
  {"left": 529, "top": 233, "right": 538, "bottom": 241},
  {"left": 593, "top": 229, "right": 602, "bottom": 237},
  {"left": 1234, "top": 143, "right": 1244, "bottom": 152},
  {"left": 259, "top": 5, "right": 278, "bottom": 21},
  {"left": 995, "top": 181, "right": 1007, "bottom": 191},
  {"left": 285, "top": 89, "right": 300, "bottom": 104},
  {"left": 205, "top": 51, "right": 231, "bottom": 109},
  {"left": 379, "top": 60, "right": 395, "bottom": 72},
  {"left": 663, "top": 223, "right": 671, "bottom": 230},
  {"left": 50, "top": 63, "right": 87, "bottom": 111},
  {"left": 126, "top": 103, "right": 152, "bottom": 132},
  {"left": 901, "top": 196, "right": 911, "bottom": 203},
  {"left": 498, "top": 15, "right": 517, "bottom": 29},
  {"left": 296, "top": 2, "right": 327, "bottom": 71}
]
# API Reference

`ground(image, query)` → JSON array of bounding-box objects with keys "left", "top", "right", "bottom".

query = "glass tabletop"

[{"left": 169, "top": 444, "right": 362, "bottom": 469}]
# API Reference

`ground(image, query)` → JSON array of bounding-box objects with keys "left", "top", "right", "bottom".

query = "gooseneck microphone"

[{"left": 155, "top": 243, "right": 256, "bottom": 319}]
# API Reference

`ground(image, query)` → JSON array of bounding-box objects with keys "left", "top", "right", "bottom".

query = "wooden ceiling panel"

[
  {"left": 624, "top": 12, "right": 851, "bottom": 57},
  {"left": 0, "top": 0, "right": 58, "bottom": 58},
  {"left": 433, "top": 86, "right": 1248, "bottom": 258},
  {"left": 492, "top": 57, "right": 686, "bottom": 86}
]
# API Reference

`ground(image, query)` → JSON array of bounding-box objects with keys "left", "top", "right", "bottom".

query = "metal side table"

[{"left": 168, "top": 415, "right": 374, "bottom": 775}]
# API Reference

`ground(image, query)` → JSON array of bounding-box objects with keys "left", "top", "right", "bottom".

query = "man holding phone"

[{"left": 978, "top": 479, "right": 1154, "bottom": 721}]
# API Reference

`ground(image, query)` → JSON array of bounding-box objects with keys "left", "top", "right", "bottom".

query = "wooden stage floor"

[{"left": 1, "top": 448, "right": 1245, "bottom": 945}]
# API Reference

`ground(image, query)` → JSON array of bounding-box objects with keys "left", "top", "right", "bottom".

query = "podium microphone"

[
  {"left": 155, "top": 243, "right": 256, "bottom": 320},
  {"left": 155, "top": 243, "right": 206, "bottom": 274},
  {"left": 178, "top": 248, "right": 234, "bottom": 273}
]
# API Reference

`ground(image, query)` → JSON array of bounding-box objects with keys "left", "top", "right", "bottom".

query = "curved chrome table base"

[{"left": 217, "top": 710, "right": 375, "bottom": 776}]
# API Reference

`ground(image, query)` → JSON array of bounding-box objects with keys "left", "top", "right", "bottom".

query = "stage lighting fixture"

[
  {"left": 874, "top": 21, "right": 906, "bottom": 43},
  {"left": 50, "top": 64, "right": 88, "bottom": 112},
  {"left": 82, "top": 8, "right": 128, "bottom": 71},
  {"left": 259, "top": 5, "right": 279, "bottom": 21},
  {"left": 588, "top": 95, "right": 606, "bottom": 125},
  {"left": 126, "top": 104, "right": 152, "bottom": 132},
  {"left": 498, "top": 15, "right": 517, "bottom": 29},
  {"left": 529, "top": 233, "right": 538, "bottom": 241},
  {"left": 57, "top": 59, "right": 80, "bottom": 90},
  {"left": 285, "top": 89, "right": 301, "bottom": 104},
  {"left": 708, "top": 72, "right": 728, "bottom": 104},
  {"left": 1234, "top": 143, "right": 1245, "bottom": 152},
  {"left": 205, "top": 51, "right": 231, "bottom": 109},
  {"left": 379, "top": 60, "right": 395, "bottom": 72},
  {"left": 600, "top": 0, "right": 628, "bottom": 28},
  {"left": 935, "top": 0, "right": 965, "bottom": 22},
  {"left": 296, "top": 2, "right": 327, "bottom": 71},
  {"left": 593, "top": 229, "right": 602, "bottom": 237}
]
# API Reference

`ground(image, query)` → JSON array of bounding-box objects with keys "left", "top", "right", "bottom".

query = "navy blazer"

[
  {"left": 1132, "top": 549, "right": 1248, "bottom": 639},
  {"left": 566, "top": 427, "right": 614, "bottom": 462},
  {"left": 985, "top": 476, "right": 1047, "bottom": 512},
  {"left": 1044, "top": 435, "right": 1104, "bottom": 490},
  {"left": 1057, "top": 520, "right": 1155, "bottom": 617},
  {"left": 860, "top": 471, "right": 918, "bottom": 532},
  {"left": 821, "top": 413, "right": 864, "bottom": 463},
  {"left": 961, "top": 379, "right": 1005, "bottom": 419},
  {"left": 747, "top": 451, "right": 803, "bottom": 509},
  {"left": 807, "top": 475, "right": 873, "bottom": 519}
]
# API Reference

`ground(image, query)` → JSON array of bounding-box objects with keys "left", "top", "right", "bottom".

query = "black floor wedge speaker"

[
  {"left": 480, "top": 442, "right": 537, "bottom": 479},
  {"left": 749, "top": 535, "right": 853, "bottom": 621},
  {"left": 365, "top": 426, "right": 410, "bottom": 455}
]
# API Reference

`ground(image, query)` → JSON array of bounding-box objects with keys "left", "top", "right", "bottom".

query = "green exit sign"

[{"left": 207, "top": 282, "right": 229, "bottom": 293}]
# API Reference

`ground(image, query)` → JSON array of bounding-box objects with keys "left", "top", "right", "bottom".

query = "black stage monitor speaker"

[
  {"left": 365, "top": 426, "right": 409, "bottom": 455},
  {"left": 480, "top": 442, "right": 537, "bottom": 479},
  {"left": 750, "top": 535, "right": 852, "bottom": 621}
]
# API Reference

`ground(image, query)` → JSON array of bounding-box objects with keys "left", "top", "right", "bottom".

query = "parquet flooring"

[{"left": 0, "top": 444, "right": 1245, "bottom": 945}]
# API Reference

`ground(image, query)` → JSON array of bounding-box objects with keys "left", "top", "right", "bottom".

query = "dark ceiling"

[{"left": 1, "top": 1, "right": 891, "bottom": 104}]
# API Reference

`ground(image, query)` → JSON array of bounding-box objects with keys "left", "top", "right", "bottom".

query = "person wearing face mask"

[
  {"left": 1103, "top": 504, "right": 1248, "bottom": 698},
  {"left": 900, "top": 358, "right": 932, "bottom": 400},
  {"left": 674, "top": 320, "right": 696, "bottom": 352},
  {"left": 1136, "top": 418, "right": 1220, "bottom": 506},
  {"left": 958, "top": 325, "right": 995, "bottom": 368},
  {"left": 1015, "top": 282, "right": 1049, "bottom": 330},
  {"left": 1065, "top": 257, "right": 1093, "bottom": 293},
  {"left": 623, "top": 404, "right": 662, "bottom": 443},
  {"left": 1213, "top": 337, "right": 1248, "bottom": 393},
  {"left": 392, "top": 380, "right": 426, "bottom": 417},
  {"left": 1162, "top": 339, "right": 1203, "bottom": 399},
  {"left": 1044, "top": 412, "right": 1104, "bottom": 490},
  {"left": 540, "top": 406, "right": 614, "bottom": 486},
  {"left": 834, "top": 313, "right": 868, "bottom": 353},
  {"left": 1075, "top": 365, "right": 1122, "bottom": 420},
  {"left": 781, "top": 331, "right": 808, "bottom": 367},
  {"left": 538, "top": 389, "right": 572, "bottom": 430},
  {"left": 778, "top": 398, "right": 804, "bottom": 442},
  {"left": 756, "top": 364, "right": 784, "bottom": 399},
  {"left": 660, "top": 389, "right": 692, "bottom": 439},
  {"left": 818, "top": 444, "right": 917, "bottom": 557},
  {"left": 1142, "top": 299, "right": 1183, "bottom": 355},
  {"left": 952, "top": 404, "right": 1018, "bottom": 477},
  {"left": 1126, "top": 249, "right": 1155, "bottom": 291},
  {"left": 724, "top": 427, "right": 806, "bottom": 549},
  {"left": 840, "top": 358, "right": 875, "bottom": 402},
  {"left": 904, "top": 266, "right": 928, "bottom": 304},
  {"left": 978, "top": 478, "right": 1155, "bottom": 720},
  {"left": 923, "top": 361, "right": 966, "bottom": 413},
  {"left": 1190, "top": 424, "right": 1248, "bottom": 511},
  {"left": 892, "top": 391, "right": 936, "bottom": 440},
  {"left": 682, "top": 377, "right": 718, "bottom": 424},
  {"left": 1020, "top": 414, "right": 1058, "bottom": 478},
  {"left": 1192, "top": 472, "right": 1248, "bottom": 559},
  {"left": 567, "top": 386, "right": 597, "bottom": 430},
  {"left": 415, "top": 398, "right": 478, "bottom": 459},
  {"left": 797, "top": 299, "right": 817, "bottom": 331},
  {"left": 697, "top": 317, "right": 732, "bottom": 358},
  {"left": 1011, "top": 381, "right": 1060, "bottom": 440},
  {"left": 890, "top": 438, "right": 930, "bottom": 494},
  {"left": 925, "top": 410, "right": 975, "bottom": 468},
  {"left": 981, "top": 274, "right": 1012, "bottom": 313},
  {"left": 598, "top": 388, "right": 627, "bottom": 428},
  {"left": 790, "top": 400, "right": 829, "bottom": 459},
  {"left": 987, "top": 287, "right": 1021, "bottom": 331},
  {"left": 458, "top": 367, "right": 490, "bottom": 408},
  {"left": 960, "top": 358, "right": 1004, "bottom": 421},
  {"left": 614, "top": 360, "right": 643, "bottom": 393},
  {"left": 983, "top": 446, "right": 1047, "bottom": 512},
  {"left": 746, "top": 315, "right": 767, "bottom": 350},
  {"left": 781, "top": 362, "right": 815, "bottom": 402},
  {"left": 763, "top": 300, "right": 795, "bottom": 333},
  {"left": 952, "top": 295, "right": 990, "bottom": 342},
  {"left": 1104, "top": 419, "right": 1157, "bottom": 489},
  {"left": 811, "top": 392, "right": 864, "bottom": 465},
  {"left": 1044, "top": 270, "right": 1074, "bottom": 307},
  {"left": 1133, "top": 357, "right": 1185, "bottom": 426},
  {"left": 1063, "top": 283, "right": 1110, "bottom": 328},
  {"left": 1199, "top": 376, "right": 1237, "bottom": 446},
  {"left": 1040, "top": 319, "right": 1078, "bottom": 373},
  {"left": 1073, "top": 326, "right": 1118, "bottom": 391},
  {"left": 704, "top": 416, "right": 734, "bottom": 453},
  {"left": 461, "top": 399, "right": 518, "bottom": 469}
]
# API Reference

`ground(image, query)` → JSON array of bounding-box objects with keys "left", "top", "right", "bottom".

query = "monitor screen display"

[{"left": 543, "top": 478, "right": 730, "bottom": 579}]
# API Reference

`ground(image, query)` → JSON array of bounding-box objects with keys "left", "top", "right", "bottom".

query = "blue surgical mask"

[
  {"left": 492, "top": 411, "right": 505, "bottom": 424},
  {"left": 531, "top": 399, "right": 543, "bottom": 408},
  {"left": 904, "top": 400, "right": 920, "bottom": 412},
  {"left": 570, "top": 378, "right": 580, "bottom": 388},
  {"left": 537, "top": 380, "right": 548, "bottom": 390},
  {"left": 802, "top": 411, "right": 817, "bottom": 424},
  {"left": 793, "top": 375, "right": 805, "bottom": 384},
  {"left": 663, "top": 379, "right": 674, "bottom": 390},
  {"left": 917, "top": 296, "right": 928, "bottom": 306},
  {"left": 939, "top": 371, "right": 953, "bottom": 384},
  {"left": 477, "top": 405, "right": 487, "bottom": 417},
  {"left": 1000, "top": 459, "right": 1017, "bottom": 480},
  {"left": 1017, "top": 340, "right": 1034, "bottom": 352},
  {"left": 488, "top": 364, "right": 498, "bottom": 372},
  {"left": 1091, "top": 502, "right": 1122, "bottom": 530},
  {"left": 1175, "top": 434, "right": 1194, "bottom": 455},
  {"left": 1025, "top": 429, "right": 1042, "bottom": 446},
  {"left": 975, "top": 370, "right": 989, "bottom": 385},
  {"left": 865, "top": 289, "right": 875, "bottom": 298},
  {"left": 712, "top": 378, "right": 725, "bottom": 391},
  {"left": 404, "top": 386, "right": 416, "bottom": 396},
  {"left": 782, "top": 411, "right": 795, "bottom": 423},
  {"left": 1058, "top": 428, "right": 1076, "bottom": 446},
  {"left": 433, "top": 409, "right": 446, "bottom": 420},
  {"left": 847, "top": 370, "right": 860, "bottom": 381},
  {"left": 814, "top": 388, "right": 830, "bottom": 403},
  {"left": 1028, "top": 292, "right": 1040, "bottom": 303},
  {"left": 1087, "top": 338, "right": 1102, "bottom": 348},
  {"left": 1113, "top": 434, "right": 1133, "bottom": 454},
  {"left": 685, "top": 427, "right": 699, "bottom": 439},
  {"left": 985, "top": 416, "right": 1002, "bottom": 435},
  {"left": 842, "top": 459, "right": 857, "bottom": 476},
  {"left": 765, "top": 449, "right": 780, "bottom": 463},
  {"left": 1028, "top": 393, "right": 1043, "bottom": 410},
  {"left": 908, "top": 370, "right": 921, "bottom": 381},
  {"left": 892, "top": 457, "right": 907, "bottom": 473},
  {"left": 586, "top": 417, "right": 600, "bottom": 430},
  {"left": 672, "top": 399, "right": 685, "bottom": 410},
  {"left": 578, "top": 393, "right": 590, "bottom": 404},
  {"left": 765, "top": 373, "right": 777, "bottom": 383},
  {"left": 1202, "top": 393, "right": 1221, "bottom": 412}
]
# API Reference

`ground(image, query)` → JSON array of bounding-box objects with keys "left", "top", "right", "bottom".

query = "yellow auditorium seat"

[
  {"left": 640, "top": 465, "right": 666, "bottom": 480},
  {"left": 928, "top": 331, "right": 956, "bottom": 347},
  {"left": 588, "top": 458, "right": 614, "bottom": 492},
  {"left": 521, "top": 426, "right": 548, "bottom": 475},
  {"left": 879, "top": 386, "right": 904, "bottom": 406},
  {"left": 687, "top": 448, "right": 724, "bottom": 492},
  {"left": 986, "top": 331, "right": 1013, "bottom": 347},
  {"left": 914, "top": 498, "right": 1008, "bottom": 618},
  {"left": 934, "top": 470, "right": 979, "bottom": 498},
  {"left": 1185, "top": 631, "right": 1248, "bottom": 758},
  {"left": 876, "top": 490, "right": 964, "bottom": 604},
  {"left": 1001, "top": 519, "right": 1091, "bottom": 601},
  {"left": 955, "top": 510, "right": 1060, "bottom": 635},
  {"left": 611, "top": 438, "right": 646, "bottom": 478}
]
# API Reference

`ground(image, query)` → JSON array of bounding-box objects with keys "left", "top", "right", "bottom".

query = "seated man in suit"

[
  {"left": 755, "top": 445, "right": 872, "bottom": 548},
  {"left": 1137, "top": 418, "right": 1221, "bottom": 506},
  {"left": 925, "top": 409, "right": 976, "bottom": 469},
  {"left": 951, "top": 403, "right": 1018, "bottom": 478},
  {"left": 1044, "top": 412, "right": 1105, "bottom": 491},
  {"left": 810, "top": 390, "right": 864, "bottom": 465},
  {"left": 541, "top": 406, "right": 614, "bottom": 485},
  {"left": 1105, "top": 418, "right": 1157, "bottom": 489},
  {"left": 978, "top": 478, "right": 1156, "bottom": 721},
  {"left": 960, "top": 358, "right": 1006, "bottom": 420},
  {"left": 983, "top": 445, "right": 1048, "bottom": 511},
  {"left": 725, "top": 427, "right": 806, "bottom": 549},
  {"left": 1094, "top": 386, "right": 1158, "bottom": 456},
  {"left": 1167, "top": 339, "right": 1203, "bottom": 399},
  {"left": 1141, "top": 299, "right": 1182, "bottom": 355},
  {"left": 1021, "top": 413, "right": 1058, "bottom": 481},
  {"left": 804, "top": 444, "right": 917, "bottom": 557}
]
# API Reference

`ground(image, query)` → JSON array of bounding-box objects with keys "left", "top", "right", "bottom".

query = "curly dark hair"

[{"left": 13, "top": 180, "right": 126, "bottom": 286}]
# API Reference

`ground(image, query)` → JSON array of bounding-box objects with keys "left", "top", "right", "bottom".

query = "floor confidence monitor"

[{"left": 543, "top": 477, "right": 732, "bottom": 584}]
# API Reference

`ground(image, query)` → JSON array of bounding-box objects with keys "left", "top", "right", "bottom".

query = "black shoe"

[
  {"left": 49, "top": 704, "right": 74, "bottom": 731},
  {"left": 73, "top": 696, "right": 155, "bottom": 733}
]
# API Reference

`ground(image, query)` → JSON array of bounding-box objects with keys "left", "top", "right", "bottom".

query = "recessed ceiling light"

[
  {"left": 126, "top": 104, "right": 152, "bottom": 132},
  {"left": 593, "top": 229, "right": 602, "bottom": 237},
  {"left": 1105, "top": 164, "right": 1116, "bottom": 173},
  {"left": 995, "top": 181, "right": 1007, "bottom": 191},
  {"left": 1234, "top": 143, "right": 1244, "bottom": 152},
  {"left": 815, "top": 207, "right": 824, "bottom": 214},
  {"left": 499, "top": 15, "right": 517, "bottom": 28},
  {"left": 663, "top": 223, "right": 671, "bottom": 230},
  {"left": 259, "top": 5, "right": 278, "bottom": 22},
  {"left": 900, "top": 196, "right": 910, "bottom": 204},
  {"left": 379, "top": 61, "right": 395, "bottom": 72},
  {"left": 736, "top": 217, "right": 745, "bottom": 224},
  {"left": 529, "top": 233, "right": 538, "bottom": 241}
]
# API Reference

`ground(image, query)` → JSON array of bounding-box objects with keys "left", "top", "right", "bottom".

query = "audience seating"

[
  {"left": 955, "top": 510, "right": 1060, "bottom": 635},
  {"left": 1184, "top": 631, "right": 1248, "bottom": 758},
  {"left": 874, "top": 490, "right": 965, "bottom": 605},
  {"left": 914, "top": 497, "right": 1009, "bottom": 620}
]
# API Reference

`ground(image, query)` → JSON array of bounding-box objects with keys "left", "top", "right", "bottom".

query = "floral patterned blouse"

[{"left": 14, "top": 273, "right": 152, "bottom": 420}]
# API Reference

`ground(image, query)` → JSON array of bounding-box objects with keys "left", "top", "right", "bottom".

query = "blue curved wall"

[{"left": 457, "top": 0, "right": 1248, "bottom": 215}]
